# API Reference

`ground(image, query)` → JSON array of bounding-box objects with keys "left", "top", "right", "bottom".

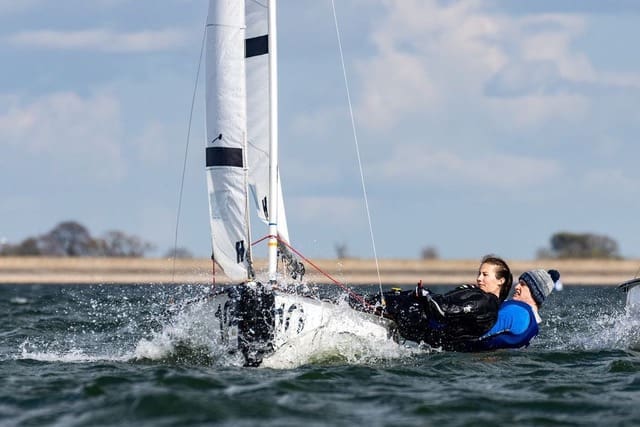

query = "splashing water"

[
  {"left": 134, "top": 289, "right": 418, "bottom": 369},
  {"left": 19, "top": 339, "right": 130, "bottom": 363},
  {"left": 134, "top": 296, "right": 245, "bottom": 366},
  {"left": 5, "top": 284, "right": 638, "bottom": 367},
  {"left": 573, "top": 308, "right": 640, "bottom": 351},
  {"left": 542, "top": 286, "right": 640, "bottom": 351},
  {"left": 262, "top": 300, "right": 420, "bottom": 369}
]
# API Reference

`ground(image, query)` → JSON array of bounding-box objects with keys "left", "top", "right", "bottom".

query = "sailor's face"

[
  {"left": 512, "top": 281, "right": 531, "bottom": 302},
  {"left": 476, "top": 262, "right": 505, "bottom": 298}
]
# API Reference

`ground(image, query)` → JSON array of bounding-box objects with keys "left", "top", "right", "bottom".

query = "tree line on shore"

[
  {"left": 0, "top": 221, "right": 183, "bottom": 258},
  {"left": 2, "top": 221, "right": 621, "bottom": 260},
  {"left": 419, "top": 232, "right": 621, "bottom": 260}
]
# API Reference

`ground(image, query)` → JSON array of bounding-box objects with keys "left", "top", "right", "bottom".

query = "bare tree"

[
  {"left": 335, "top": 243, "right": 348, "bottom": 260},
  {"left": 1, "top": 221, "right": 155, "bottom": 258},
  {"left": 539, "top": 231, "right": 621, "bottom": 259},
  {"left": 0, "top": 237, "right": 42, "bottom": 256},
  {"left": 40, "top": 221, "right": 96, "bottom": 256},
  {"left": 96, "top": 230, "right": 155, "bottom": 257},
  {"left": 164, "top": 247, "right": 193, "bottom": 259},
  {"left": 420, "top": 246, "right": 439, "bottom": 260}
]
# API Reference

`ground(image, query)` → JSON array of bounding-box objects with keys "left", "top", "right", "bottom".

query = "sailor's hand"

[{"left": 415, "top": 286, "right": 431, "bottom": 298}]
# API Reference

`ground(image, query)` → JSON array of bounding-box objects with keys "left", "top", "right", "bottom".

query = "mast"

[{"left": 267, "top": 0, "right": 279, "bottom": 283}]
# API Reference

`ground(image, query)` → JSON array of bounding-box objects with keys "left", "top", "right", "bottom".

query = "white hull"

[
  {"left": 207, "top": 284, "right": 397, "bottom": 366},
  {"left": 618, "top": 278, "right": 640, "bottom": 316},
  {"left": 626, "top": 284, "right": 640, "bottom": 313}
]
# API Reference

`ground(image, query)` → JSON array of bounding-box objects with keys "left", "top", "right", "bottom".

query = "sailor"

[
  {"left": 378, "top": 259, "right": 560, "bottom": 352},
  {"left": 474, "top": 255, "right": 513, "bottom": 303},
  {"left": 381, "top": 256, "right": 513, "bottom": 349},
  {"left": 464, "top": 269, "right": 559, "bottom": 351}
]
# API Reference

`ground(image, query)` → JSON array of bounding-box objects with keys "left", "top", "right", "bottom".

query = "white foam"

[
  {"left": 262, "top": 301, "right": 418, "bottom": 369},
  {"left": 131, "top": 293, "right": 419, "bottom": 368},
  {"left": 134, "top": 335, "right": 175, "bottom": 360},
  {"left": 18, "top": 341, "right": 130, "bottom": 363},
  {"left": 132, "top": 298, "right": 242, "bottom": 365},
  {"left": 564, "top": 309, "right": 640, "bottom": 351}
]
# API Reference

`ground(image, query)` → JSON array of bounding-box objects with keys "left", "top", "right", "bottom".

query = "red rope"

[{"left": 251, "top": 234, "right": 373, "bottom": 310}]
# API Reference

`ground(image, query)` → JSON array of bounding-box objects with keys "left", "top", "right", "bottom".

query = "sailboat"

[
  {"left": 201, "top": 0, "right": 396, "bottom": 367},
  {"left": 619, "top": 278, "right": 640, "bottom": 313}
]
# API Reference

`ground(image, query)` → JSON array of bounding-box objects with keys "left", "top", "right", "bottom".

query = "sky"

[{"left": 1, "top": 0, "right": 640, "bottom": 261}]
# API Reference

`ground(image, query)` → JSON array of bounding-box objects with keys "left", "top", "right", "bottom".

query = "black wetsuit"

[{"left": 381, "top": 285, "right": 500, "bottom": 350}]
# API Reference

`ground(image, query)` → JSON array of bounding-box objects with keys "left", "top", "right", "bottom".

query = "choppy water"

[{"left": 2, "top": 283, "right": 640, "bottom": 426}]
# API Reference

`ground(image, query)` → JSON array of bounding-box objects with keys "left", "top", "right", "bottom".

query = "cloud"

[
  {"left": 379, "top": 143, "right": 561, "bottom": 191},
  {"left": 354, "top": 0, "right": 507, "bottom": 129},
  {"left": 6, "top": 28, "right": 190, "bottom": 53},
  {"left": 517, "top": 14, "right": 593, "bottom": 81},
  {"left": 495, "top": 0, "right": 640, "bottom": 15},
  {"left": 0, "top": 91, "right": 126, "bottom": 182},
  {"left": 0, "top": 0, "right": 40, "bottom": 14},
  {"left": 355, "top": 51, "right": 438, "bottom": 129},
  {"left": 487, "top": 93, "right": 589, "bottom": 128},
  {"left": 289, "top": 196, "right": 364, "bottom": 226},
  {"left": 289, "top": 106, "right": 345, "bottom": 140},
  {"left": 132, "top": 121, "right": 173, "bottom": 167},
  {"left": 354, "top": 1, "right": 640, "bottom": 131},
  {"left": 582, "top": 169, "right": 640, "bottom": 199}
]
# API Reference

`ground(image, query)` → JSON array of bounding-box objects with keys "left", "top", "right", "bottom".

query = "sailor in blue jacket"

[{"left": 469, "top": 269, "right": 560, "bottom": 350}]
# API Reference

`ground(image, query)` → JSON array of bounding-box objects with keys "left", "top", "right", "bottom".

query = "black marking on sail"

[
  {"left": 236, "top": 240, "right": 245, "bottom": 263},
  {"left": 206, "top": 147, "right": 243, "bottom": 167},
  {"left": 261, "top": 197, "right": 269, "bottom": 219},
  {"left": 246, "top": 35, "right": 268, "bottom": 58}
]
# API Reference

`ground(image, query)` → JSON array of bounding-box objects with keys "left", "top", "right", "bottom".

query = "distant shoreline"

[{"left": 0, "top": 257, "right": 637, "bottom": 286}]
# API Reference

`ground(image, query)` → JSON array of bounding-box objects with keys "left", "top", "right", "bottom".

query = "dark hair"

[{"left": 480, "top": 254, "right": 513, "bottom": 303}]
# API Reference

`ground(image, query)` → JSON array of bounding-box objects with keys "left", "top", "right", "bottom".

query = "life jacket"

[
  {"left": 469, "top": 300, "right": 539, "bottom": 351},
  {"left": 382, "top": 285, "right": 499, "bottom": 349}
]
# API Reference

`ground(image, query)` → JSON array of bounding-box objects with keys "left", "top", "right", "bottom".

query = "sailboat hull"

[
  {"left": 205, "top": 284, "right": 397, "bottom": 367},
  {"left": 620, "top": 278, "right": 640, "bottom": 313}
]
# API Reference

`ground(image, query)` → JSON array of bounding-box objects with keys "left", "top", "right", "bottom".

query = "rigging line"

[
  {"left": 330, "top": 0, "right": 384, "bottom": 302},
  {"left": 171, "top": 26, "right": 206, "bottom": 282},
  {"left": 252, "top": 234, "right": 375, "bottom": 310}
]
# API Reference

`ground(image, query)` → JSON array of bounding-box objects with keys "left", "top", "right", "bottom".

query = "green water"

[{"left": 1, "top": 284, "right": 639, "bottom": 426}]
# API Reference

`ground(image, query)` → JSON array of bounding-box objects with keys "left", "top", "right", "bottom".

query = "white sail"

[{"left": 205, "top": 1, "right": 252, "bottom": 282}]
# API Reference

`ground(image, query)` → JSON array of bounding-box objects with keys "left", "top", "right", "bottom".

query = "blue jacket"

[{"left": 468, "top": 300, "right": 539, "bottom": 351}]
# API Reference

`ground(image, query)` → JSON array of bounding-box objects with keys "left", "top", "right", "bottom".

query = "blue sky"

[{"left": 1, "top": 0, "right": 640, "bottom": 261}]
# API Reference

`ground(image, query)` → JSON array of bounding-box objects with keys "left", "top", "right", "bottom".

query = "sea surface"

[{"left": 2, "top": 283, "right": 640, "bottom": 426}]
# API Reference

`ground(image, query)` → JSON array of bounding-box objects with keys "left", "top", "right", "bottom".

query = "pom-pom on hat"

[{"left": 519, "top": 269, "right": 560, "bottom": 306}]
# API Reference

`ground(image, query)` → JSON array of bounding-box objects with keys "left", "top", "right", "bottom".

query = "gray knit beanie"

[{"left": 519, "top": 269, "right": 559, "bottom": 306}]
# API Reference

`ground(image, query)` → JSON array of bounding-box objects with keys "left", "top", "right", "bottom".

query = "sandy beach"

[{"left": 1, "top": 256, "right": 638, "bottom": 286}]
